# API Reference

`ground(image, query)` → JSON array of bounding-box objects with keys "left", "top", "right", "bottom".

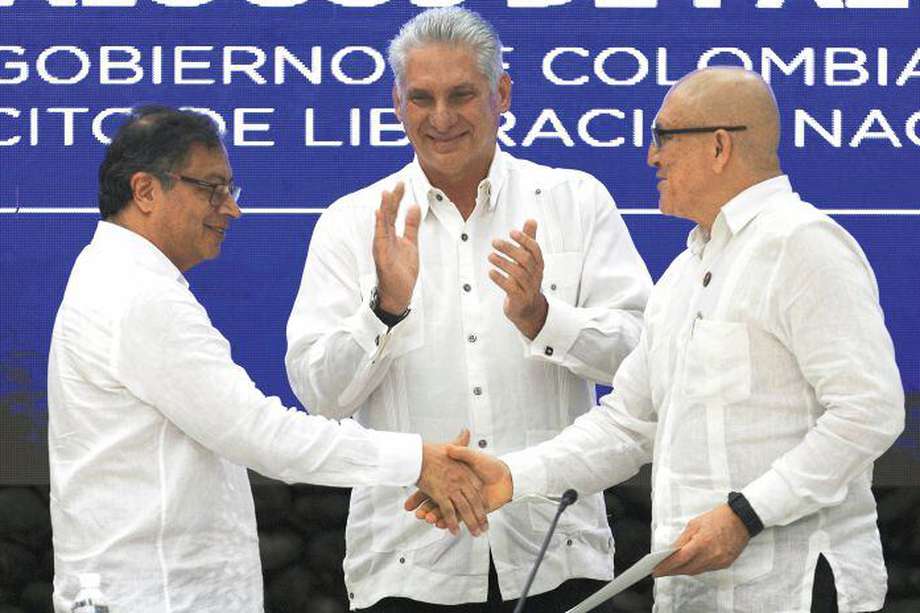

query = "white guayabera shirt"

[
  {"left": 48, "top": 221, "right": 422, "bottom": 612},
  {"left": 286, "top": 149, "right": 653, "bottom": 608},
  {"left": 506, "top": 176, "right": 904, "bottom": 613}
]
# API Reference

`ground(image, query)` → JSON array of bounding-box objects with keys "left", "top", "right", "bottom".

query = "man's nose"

[
  {"left": 430, "top": 101, "right": 457, "bottom": 132},
  {"left": 220, "top": 193, "right": 242, "bottom": 219}
]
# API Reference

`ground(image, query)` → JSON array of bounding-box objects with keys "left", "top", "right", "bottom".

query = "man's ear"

[
  {"left": 712, "top": 130, "right": 733, "bottom": 174},
  {"left": 497, "top": 72, "right": 512, "bottom": 113},
  {"left": 130, "top": 172, "right": 159, "bottom": 214},
  {"left": 392, "top": 84, "right": 404, "bottom": 123}
]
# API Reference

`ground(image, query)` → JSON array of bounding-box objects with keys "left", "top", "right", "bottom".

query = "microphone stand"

[{"left": 513, "top": 489, "right": 579, "bottom": 613}]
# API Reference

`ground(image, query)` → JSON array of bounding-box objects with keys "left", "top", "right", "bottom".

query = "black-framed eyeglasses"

[
  {"left": 650, "top": 125, "right": 747, "bottom": 149},
  {"left": 167, "top": 173, "right": 242, "bottom": 207}
]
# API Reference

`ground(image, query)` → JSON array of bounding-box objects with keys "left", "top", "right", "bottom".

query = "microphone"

[{"left": 513, "top": 489, "right": 579, "bottom": 613}]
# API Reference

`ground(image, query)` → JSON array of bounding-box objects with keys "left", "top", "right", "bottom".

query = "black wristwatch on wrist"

[
  {"left": 369, "top": 287, "right": 411, "bottom": 328},
  {"left": 727, "top": 491, "right": 764, "bottom": 538}
]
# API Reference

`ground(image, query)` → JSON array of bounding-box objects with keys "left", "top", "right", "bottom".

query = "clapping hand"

[{"left": 488, "top": 219, "right": 548, "bottom": 340}]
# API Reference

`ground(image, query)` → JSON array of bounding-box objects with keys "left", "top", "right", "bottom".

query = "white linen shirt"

[
  {"left": 285, "top": 149, "right": 652, "bottom": 608},
  {"left": 505, "top": 176, "right": 904, "bottom": 613},
  {"left": 48, "top": 221, "right": 422, "bottom": 613}
]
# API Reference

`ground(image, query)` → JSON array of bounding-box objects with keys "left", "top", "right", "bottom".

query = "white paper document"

[{"left": 566, "top": 548, "right": 677, "bottom": 613}]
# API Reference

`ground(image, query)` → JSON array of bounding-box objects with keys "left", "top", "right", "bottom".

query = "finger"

[
  {"left": 449, "top": 490, "right": 482, "bottom": 536},
  {"left": 511, "top": 220, "right": 544, "bottom": 270},
  {"left": 403, "top": 204, "right": 421, "bottom": 246},
  {"left": 489, "top": 268, "right": 519, "bottom": 296},
  {"left": 488, "top": 252, "right": 532, "bottom": 290},
  {"left": 435, "top": 497, "right": 460, "bottom": 535},
  {"left": 374, "top": 207, "right": 388, "bottom": 242},
  {"left": 491, "top": 238, "right": 533, "bottom": 270},
  {"left": 415, "top": 499, "right": 437, "bottom": 520},
  {"left": 404, "top": 489, "right": 428, "bottom": 511},
  {"left": 452, "top": 428, "right": 471, "bottom": 448},
  {"left": 655, "top": 540, "right": 701, "bottom": 577}
]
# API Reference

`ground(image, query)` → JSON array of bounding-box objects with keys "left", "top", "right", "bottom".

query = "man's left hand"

[
  {"left": 489, "top": 219, "right": 548, "bottom": 340},
  {"left": 653, "top": 503, "right": 750, "bottom": 577}
]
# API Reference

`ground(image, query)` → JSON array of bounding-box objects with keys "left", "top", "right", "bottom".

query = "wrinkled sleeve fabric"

[
  {"left": 113, "top": 282, "right": 422, "bottom": 488},
  {"left": 285, "top": 205, "right": 415, "bottom": 418},
  {"left": 742, "top": 221, "right": 904, "bottom": 528},
  {"left": 526, "top": 176, "right": 652, "bottom": 384},
  {"left": 505, "top": 330, "right": 658, "bottom": 500}
]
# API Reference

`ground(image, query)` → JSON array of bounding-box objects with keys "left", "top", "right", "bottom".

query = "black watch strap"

[
  {"left": 370, "top": 287, "right": 410, "bottom": 328},
  {"left": 727, "top": 491, "right": 764, "bottom": 538}
]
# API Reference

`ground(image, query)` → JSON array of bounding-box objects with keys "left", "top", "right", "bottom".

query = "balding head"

[
  {"left": 667, "top": 67, "right": 781, "bottom": 175},
  {"left": 648, "top": 68, "right": 784, "bottom": 230}
]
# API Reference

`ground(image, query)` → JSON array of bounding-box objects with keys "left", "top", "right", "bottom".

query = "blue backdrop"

[{"left": 1, "top": 0, "right": 918, "bottom": 483}]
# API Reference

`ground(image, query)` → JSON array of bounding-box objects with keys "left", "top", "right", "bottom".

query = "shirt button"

[
  {"left": 478, "top": 439, "right": 488, "bottom": 449},
  {"left": 535, "top": 188, "right": 542, "bottom": 195},
  {"left": 399, "top": 557, "right": 405, "bottom": 564},
  {"left": 566, "top": 538, "right": 573, "bottom": 546},
  {"left": 461, "top": 232, "right": 469, "bottom": 241},
  {"left": 544, "top": 346, "right": 554, "bottom": 356},
  {"left": 696, "top": 311, "right": 703, "bottom": 320},
  {"left": 463, "top": 283, "right": 472, "bottom": 292},
  {"left": 703, "top": 271, "right": 712, "bottom": 287},
  {"left": 349, "top": 593, "right": 355, "bottom": 600},
  {"left": 550, "top": 283, "right": 557, "bottom": 291},
  {"left": 435, "top": 194, "right": 443, "bottom": 201},
  {"left": 473, "top": 386, "right": 482, "bottom": 396},
  {"left": 468, "top": 334, "right": 477, "bottom": 343}
]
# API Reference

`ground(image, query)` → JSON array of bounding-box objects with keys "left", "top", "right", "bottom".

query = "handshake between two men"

[{"left": 410, "top": 440, "right": 752, "bottom": 581}]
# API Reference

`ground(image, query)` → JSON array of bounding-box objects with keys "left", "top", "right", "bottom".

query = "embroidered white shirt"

[
  {"left": 505, "top": 176, "right": 904, "bottom": 613},
  {"left": 48, "top": 221, "right": 422, "bottom": 612},
  {"left": 286, "top": 149, "right": 652, "bottom": 608}
]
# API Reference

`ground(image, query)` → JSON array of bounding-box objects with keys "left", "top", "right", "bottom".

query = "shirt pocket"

[
  {"left": 681, "top": 320, "right": 752, "bottom": 405},
  {"left": 358, "top": 273, "right": 425, "bottom": 357},
  {"left": 369, "top": 485, "right": 450, "bottom": 553},
  {"left": 524, "top": 429, "right": 608, "bottom": 534},
  {"left": 542, "top": 252, "right": 582, "bottom": 306}
]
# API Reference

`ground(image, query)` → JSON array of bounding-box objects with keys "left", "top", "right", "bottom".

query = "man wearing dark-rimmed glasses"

[
  {"left": 48, "top": 105, "right": 489, "bottom": 611},
  {"left": 410, "top": 67, "right": 903, "bottom": 613}
]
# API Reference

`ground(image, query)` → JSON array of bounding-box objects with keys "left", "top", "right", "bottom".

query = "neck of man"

[
  {"left": 421, "top": 150, "right": 494, "bottom": 221},
  {"left": 698, "top": 167, "right": 784, "bottom": 233}
]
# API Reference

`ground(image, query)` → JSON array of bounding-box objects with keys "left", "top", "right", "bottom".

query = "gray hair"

[{"left": 387, "top": 7, "right": 504, "bottom": 92}]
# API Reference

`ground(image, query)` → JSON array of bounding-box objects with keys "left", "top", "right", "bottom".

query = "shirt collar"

[
  {"left": 92, "top": 220, "right": 189, "bottom": 287},
  {"left": 407, "top": 145, "right": 509, "bottom": 220},
  {"left": 686, "top": 175, "right": 792, "bottom": 257}
]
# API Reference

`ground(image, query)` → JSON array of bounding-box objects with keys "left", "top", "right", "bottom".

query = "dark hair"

[{"left": 98, "top": 105, "right": 223, "bottom": 219}]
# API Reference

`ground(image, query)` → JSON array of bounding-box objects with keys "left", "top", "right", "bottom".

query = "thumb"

[
  {"left": 452, "top": 428, "right": 471, "bottom": 448},
  {"left": 446, "top": 445, "right": 478, "bottom": 465},
  {"left": 522, "top": 218, "right": 538, "bottom": 239}
]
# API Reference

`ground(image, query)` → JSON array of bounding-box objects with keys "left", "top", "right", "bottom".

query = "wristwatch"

[
  {"left": 727, "top": 491, "right": 764, "bottom": 538},
  {"left": 369, "top": 287, "right": 411, "bottom": 328}
]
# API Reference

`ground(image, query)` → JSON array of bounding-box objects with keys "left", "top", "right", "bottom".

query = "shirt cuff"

[
  {"left": 373, "top": 431, "right": 424, "bottom": 486},
  {"left": 346, "top": 300, "right": 391, "bottom": 355},
  {"left": 524, "top": 293, "right": 585, "bottom": 363},
  {"left": 742, "top": 469, "right": 798, "bottom": 528},
  {"left": 501, "top": 448, "right": 548, "bottom": 502}
]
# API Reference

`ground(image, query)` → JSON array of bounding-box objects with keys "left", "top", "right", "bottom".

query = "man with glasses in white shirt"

[
  {"left": 47, "top": 105, "right": 488, "bottom": 612},
  {"left": 285, "top": 7, "right": 652, "bottom": 613},
  {"left": 409, "top": 67, "right": 905, "bottom": 612}
]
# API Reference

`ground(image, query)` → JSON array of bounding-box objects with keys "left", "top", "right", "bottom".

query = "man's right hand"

[
  {"left": 373, "top": 182, "right": 421, "bottom": 315},
  {"left": 416, "top": 430, "right": 490, "bottom": 537},
  {"left": 406, "top": 445, "right": 514, "bottom": 531}
]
